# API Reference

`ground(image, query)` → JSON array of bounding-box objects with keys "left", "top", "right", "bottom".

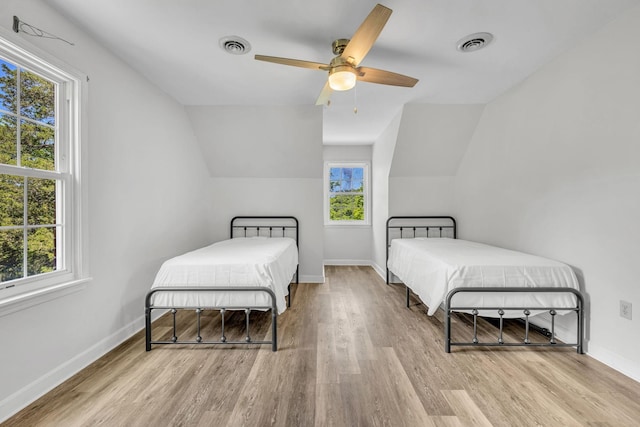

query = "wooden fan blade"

[
  {"left": 315, "top": 81, "right": 333, "bottom": 106},
  {"left": 255, "top": 55, "right": 328, "bottom": 71},
  {"left": 356, "top": 67, "right": 418, "bottom": 87},
  {"left": 341, "top": 4, "right": 392, "bottom": 66}
]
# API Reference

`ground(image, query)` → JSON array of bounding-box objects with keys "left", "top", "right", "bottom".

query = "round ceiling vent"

[
  {"left": 456, "top": 32, "right": 493, "bottom": 52},
  {"left": 219, "top": 36, "right": 251, "bottom": 55}
]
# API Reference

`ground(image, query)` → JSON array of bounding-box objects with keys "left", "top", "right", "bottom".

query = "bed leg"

[
  {"left": 444, "top": 308, "right": 452, "bottom": 353},
  {"left": 288, "top": 284, "right": 291, "bottom": 307},
  {"left": 272, "top": 310, "right": 278, "bottom": 352},
  {"left": 145, "top": 307, "right": 152, "bottom": 352},
  {"left": 577, "top": 292, "right": 584, "bottom": 354},
  {"left": 406, "top": 285, "right": 410, "bottom": 308}
]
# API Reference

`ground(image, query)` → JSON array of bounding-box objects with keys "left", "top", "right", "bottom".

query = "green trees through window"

[
  {"left": 328, "top": 166, "right": 365, "bottom": 221},
  {"left": 0, "top": 59, "right": 58, "bottom": 283}
]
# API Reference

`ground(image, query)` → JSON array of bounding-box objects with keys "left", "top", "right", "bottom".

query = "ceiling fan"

[{"left": 255, "top": 4, "right": 419, "bottom": 106}]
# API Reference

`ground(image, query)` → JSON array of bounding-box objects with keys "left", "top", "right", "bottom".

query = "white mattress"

[
  {"left": 150, "top": 237, "right": 298, "bottom": 314},
  {"left": 387, "top": 238, "right": 579, "bottom": 317}
]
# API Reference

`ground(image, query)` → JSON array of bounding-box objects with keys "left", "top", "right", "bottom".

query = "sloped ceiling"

[
  {"left": 390, "top": 104, "right": 485, "bottom": 177},
  {"left": 186, "top": 105, "right": 323, "bottom": 178}
]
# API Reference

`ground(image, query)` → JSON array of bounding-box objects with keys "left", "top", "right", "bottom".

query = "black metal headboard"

[
  {"left": 385, "top": 216, "right": 456, "bottom": 284},
  {"left": 230, "top": 216, "right": 299, "bottom": 284}
]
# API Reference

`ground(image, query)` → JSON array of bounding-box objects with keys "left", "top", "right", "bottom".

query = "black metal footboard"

[
  {"left": 145, "top": 287, "right": 278, "bottom": 352},
  {"left": 444, "top": 287, "right": 584, "bottom": 354}
]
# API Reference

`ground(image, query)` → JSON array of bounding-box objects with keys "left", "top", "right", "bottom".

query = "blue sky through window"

[{"left": 329, "top": 167, "right": 364, "bottom": 192}]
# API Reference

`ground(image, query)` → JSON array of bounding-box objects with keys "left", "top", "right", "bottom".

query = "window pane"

[
  {"left": 0, "top": 113, "right": 18, "bottom": 166},
  {"left": 27, "top": 177, "right": 56, "bottom": 225},
  {"left": 21, "top": 119, "right": 55, "bottom": 170},
  {"left": 27, "top": 226, "right": 57, "bottom": 276},
  {"left": 0, "top": 174, "right": 24, "bottom": 226},
  {"left": 0, "top": 59, "right": 17, "bottom": 115},
  {"left": 342, "top": 168, "right": 353, "bottom": 180},
  {"left": 329, "top": 167, "right": 341, "bottom": 181},
  {"left": 352, "top": 180, "right": 363, "bottom": 191},
  {"left": 20, "top": 68, "right": 55, "bottom": 126},
  {"left": 329, "top": 194, "right": 364, "bottom": 221},
  {"left": 0, "top": 229, "right": 23, "bottom": 282},
  {"left": 331, "top": 181, "right": 352, "bottom": 193},
  {"left": 352, "top": 168, "right": 363, "bottom": 181}
]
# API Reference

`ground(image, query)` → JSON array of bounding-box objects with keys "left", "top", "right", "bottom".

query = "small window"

[
  {"left": 324, "top": 162, "right": 370, "bottom": 225},
  {"left": 0, "top": 34, "right": 86, "bottom": 308}
]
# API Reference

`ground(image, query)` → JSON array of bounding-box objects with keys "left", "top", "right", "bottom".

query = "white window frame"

[
  {"left": 324, "top": 161, "right": 371, "bottom": 226},
  {"left": 0, "top": 30, "right": 89, "bottom": 316}
]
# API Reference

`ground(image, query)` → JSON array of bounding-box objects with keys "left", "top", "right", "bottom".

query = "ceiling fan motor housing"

[{"left": 332, "top": 39, "right": 350, "bottom": 55}]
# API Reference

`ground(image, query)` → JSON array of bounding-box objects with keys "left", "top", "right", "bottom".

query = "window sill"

[
  {"left": 0, "top": 277, "right": 92, "bottom": 318},
  {"left": 324, "top": 223, "right": 372, "bottom": 229}
]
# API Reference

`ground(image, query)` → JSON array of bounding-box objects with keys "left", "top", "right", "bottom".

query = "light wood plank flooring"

[{"left": 5, "top": 266, "right": 640, "bottom": 426}]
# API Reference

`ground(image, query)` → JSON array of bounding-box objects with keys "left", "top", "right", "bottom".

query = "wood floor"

[{"left": 5, "top": 266, "right": 640, "bottom": 426}]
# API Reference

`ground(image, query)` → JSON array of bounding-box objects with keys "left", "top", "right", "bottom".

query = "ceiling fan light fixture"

[{"left": 328, "top": 66, "right": 357, "bottom": 91}]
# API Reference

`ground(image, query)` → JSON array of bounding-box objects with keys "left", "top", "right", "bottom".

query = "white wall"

[
  {"left": 208, "top": 178, "right": 325, "bottom": 282},
  {"left": 187, "top": 105, "right": 325, "bottom": 282},
  {"left": 323, "top": 145, "right": 372, "bottom": 264},
  {"left": 389, "top": 176, "right": 455, "bottom": 216},
  {"left": 371, "top": 109, "right": 403, "bottom": 276},
  {"left": 0, "top": 0, "right": 211, "bottom": 420},
  {"left": 454, "top": 5, "right": 640, "bottom": 380},
  {"left": 323, "top": 144, "right": 372, "bottom": 162}
]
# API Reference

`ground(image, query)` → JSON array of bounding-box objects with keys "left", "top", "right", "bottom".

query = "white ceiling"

[{"left": 46, "top": 0, "right": 640, "bottom": 144}]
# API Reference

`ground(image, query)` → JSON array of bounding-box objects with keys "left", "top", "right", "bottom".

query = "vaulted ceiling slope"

[
  {"left": 46, "top": 0, "right": 640, "bottom": 143},
  {"left": 187, "top": 105, "right": 323, "bottom": 178},
  {"left": 390, "top": 104, "right": 485, "bottom": 177}
]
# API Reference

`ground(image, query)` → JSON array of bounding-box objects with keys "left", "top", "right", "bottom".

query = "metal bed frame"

[
  {"left": 145, "top": 216, "right": 299, "bottom": 352},
  {"left": 386, "top": 216, "right": 584, "bottom": 353}
]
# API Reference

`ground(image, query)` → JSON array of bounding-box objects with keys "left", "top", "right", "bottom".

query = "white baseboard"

[
  {"left": 0, "top": 310, "right": 164, "bottom": 423},
  {"left": 323, "top": 259, "right": 372, "bottom": 266},
  {"left": 371, "top": 262, "right": 386, "bottom": 280},
  {"left": 299, "top": 274, "right": 325, "bottom": 283},
  {"left": 587, "top": 343, "right": 640, "bottom": 383}
]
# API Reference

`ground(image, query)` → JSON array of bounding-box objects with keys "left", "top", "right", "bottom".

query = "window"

[
  {"left": 0, "top": 34, "right": 85, "bottom": 309},
  {"left": 324, "top": 162, "right": 370, "bottom": 225}
]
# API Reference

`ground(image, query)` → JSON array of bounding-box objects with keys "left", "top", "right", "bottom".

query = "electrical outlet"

[{"left": 620, "top": 300, "right": 632, "bottom": 320}]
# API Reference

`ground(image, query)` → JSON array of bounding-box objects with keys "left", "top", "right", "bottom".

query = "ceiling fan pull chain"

[{"left": 353, "top": 84, "right": 358, "bottom": 114}]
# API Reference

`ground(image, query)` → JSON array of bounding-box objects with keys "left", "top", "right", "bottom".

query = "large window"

[
  {"left": 0, "top": 34, "right": 85, "bottom": 306},
  {"left": 324, "top": 162, "right": 370, "bottom": 225}
]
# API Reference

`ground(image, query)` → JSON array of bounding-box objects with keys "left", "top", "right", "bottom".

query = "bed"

[
  {"left": 145, "top": 216, "right": 299, "bottom": 352},
  {"left": 386, "top": 216, "right": 584, "bottom": 353}
]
